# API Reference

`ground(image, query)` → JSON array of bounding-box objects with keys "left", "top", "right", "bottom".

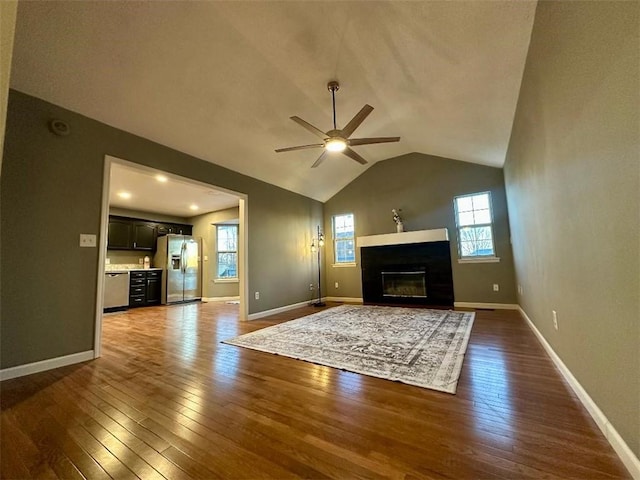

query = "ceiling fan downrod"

[{"left": 328, "top": 81, "right": 339, "bottom": 130}]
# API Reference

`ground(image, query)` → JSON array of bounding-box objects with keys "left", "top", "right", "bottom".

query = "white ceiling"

[
  {"left": 109, "top": 162, "right": 239, "bottom": 218},
  {"left": 10, "top": 1, "right": 536, "bottom": 202}
]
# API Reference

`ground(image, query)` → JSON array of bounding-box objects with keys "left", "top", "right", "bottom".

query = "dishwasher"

[{"left": 103, "top": 271, "right": 130, "bottom": 311}]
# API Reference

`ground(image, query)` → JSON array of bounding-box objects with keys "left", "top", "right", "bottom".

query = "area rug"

[{"left": 223, "top": 304, "right": 475, "bottom": 394}]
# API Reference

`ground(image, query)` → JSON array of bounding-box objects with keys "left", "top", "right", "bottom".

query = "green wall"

[
  {"left": 323, "top": 152, "right": 517, "bottom": 304},
  {"left": 504, "top": 1, "right": 639, "bottom": 456},
  {"left": 0, "top": 0, "right": 17, "bottom": 172},
  {"left": 191, "top": 206, "right": 241, "bottom": 299},
  {"left": 0, "top": 90, "right": 323, "bottom": 369}
]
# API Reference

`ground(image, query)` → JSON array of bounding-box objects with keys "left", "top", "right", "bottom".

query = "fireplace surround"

[{"left": 358, "top": 230, "right": 454, "bottom": 307}]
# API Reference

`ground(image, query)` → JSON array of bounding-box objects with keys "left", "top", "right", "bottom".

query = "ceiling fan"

[{"left": 275, "top": 81, "right": 400, "bottom": 168}]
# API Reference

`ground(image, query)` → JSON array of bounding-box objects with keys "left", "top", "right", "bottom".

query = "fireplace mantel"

[{"left": 357, "top": 228, "right": 449, "bottom": 248}]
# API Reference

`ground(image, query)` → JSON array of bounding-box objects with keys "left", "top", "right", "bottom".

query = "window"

[
  {"left": 454, "top": 192, "right": 496, "bottom": 258},
  {"left": 332, "top": 213, "right": 355, "bottom": 264},
  {"left": 216, "top": 224, "right": 238, "bottom": 278}
]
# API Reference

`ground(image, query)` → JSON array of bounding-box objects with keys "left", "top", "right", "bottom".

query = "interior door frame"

[{"left": 94, "top": 155, "right": 249, "bottom": 358}]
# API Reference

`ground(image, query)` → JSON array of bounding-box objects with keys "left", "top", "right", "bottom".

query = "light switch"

[{"left": 80, "top": 234, "right": 97, "bottom": 247}]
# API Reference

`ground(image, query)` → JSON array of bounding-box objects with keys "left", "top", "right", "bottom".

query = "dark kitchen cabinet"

[
  {"left": 156, "top": 223, "right": 171, "bottom": 236},
  {"left": 171, "top": 224, "right": 192, "bottom": 235},
  {"left": 107, "top": 218, "right": 132, "bottom": 249},
  {"left": 156, "top": 223, "right": 193, "bottom": 237},
  {"left": 146, "top": 271, "right": 162, "bottom": 305},
  {"left": 129, "top": 271, "right": 146, "bottom": 306},
  {"left": 132, "top": 222, "right": 157, "bottom": 250},
  {"left": 108, "top": 215, "right": 193, "bottom": 251},
  {"left": 129, "top": 270, "right": 163, "bottom": 307}
]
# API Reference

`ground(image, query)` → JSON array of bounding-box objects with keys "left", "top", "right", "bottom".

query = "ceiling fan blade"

[
  {"left": 349, "top": 137, "right": 400, "bottom": 146},
  {"left": 275, "top": 143, "right": 323, "bottom": 153},
  {"left": 311, "top": 151, "right": 328, "bottom": 168},
  {"left": 342, "top": 147, "right": 368, "bottom": 165},
  {"left": 290, "top": 116, "right": 328, "bottom": 140},
  {"left": 341, "top": 104, "right": 374, "bottom": 138}
]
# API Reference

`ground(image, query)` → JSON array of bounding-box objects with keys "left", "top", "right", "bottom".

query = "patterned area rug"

[{"left": 224, "top": 305, "right": 475, "bottom": 394}]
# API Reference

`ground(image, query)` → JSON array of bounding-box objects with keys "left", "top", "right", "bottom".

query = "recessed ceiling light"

[
  {"left": 189, "top": 204, "right": 199, "bottom": 211},
  {"left": 155, "top": 174, "right": 168, "bottom": 183},
  {"left": 117, "top": 191, "right": 132, "bottom": 199}
]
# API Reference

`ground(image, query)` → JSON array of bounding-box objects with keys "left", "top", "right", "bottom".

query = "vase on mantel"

[{"left": 396, "top": 222, "right": 404, "bottom": 233}]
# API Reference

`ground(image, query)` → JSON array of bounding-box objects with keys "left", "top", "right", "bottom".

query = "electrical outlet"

[
  {"left": 493, "top": 284, "right": 499, "bottom": 292},
  {"left": 255, "top": 291, "right": 260, "bottom": 300},
  {"left": 139, "top": 258, "right": 144, "bottom": 264},
  {"left": 552, "top": 310, "right": 558, "bottom": 330},
  {"left": 309, "top": 283, "right": 314, "bottom": 291},
  {"left": 105, "top": 258, "right": 111, "bottom": 265},
  {"left": 335, "top": 282, "right": 339, "bottom": 289},
  {"left": 518, "top": 284, "right": 523, "bottom": 295},
  {"left": 79, "top": 233, "right": 96, "bottom": 247}
]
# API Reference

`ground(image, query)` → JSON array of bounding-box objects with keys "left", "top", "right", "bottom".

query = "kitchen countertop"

[{"left": 105, "top": 264, "right": 163, "bottom": 273}]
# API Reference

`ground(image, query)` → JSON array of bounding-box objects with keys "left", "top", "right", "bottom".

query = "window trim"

[
  {"left": 453, "top": 191, "right": 498, "bottom": 260},
  {"left": 213, "top": 277, "right": 239, "bottom": 283},
  {"left": 331, "top": 262, "right": 357, "bottom": 268},
  {"left": 331, "top": 213, "right": 356, "bottom": 265},
  {"left": 215, "top": 224, "right": 238, "bottom": 279},
  {"left": 457, "top": 256, "right": 500, "bottom": 264}
]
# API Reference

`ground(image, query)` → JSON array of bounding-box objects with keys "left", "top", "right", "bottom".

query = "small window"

[
  {"left": 332, "top": 213, "right": 355, "bottom": 264},
  {"left": 216, "top": 224, "right": 238, "bottom": 278},
  {"left": 454, "top": 192, "right": 496, "bottom": 258}
]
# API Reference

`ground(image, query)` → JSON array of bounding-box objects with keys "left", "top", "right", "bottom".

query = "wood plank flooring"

[{"left": 1, "top": 302, "right": 630, "bottom": 479}]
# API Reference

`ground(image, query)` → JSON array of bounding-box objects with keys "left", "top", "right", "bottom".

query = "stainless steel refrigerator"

[{"left": 154, "top": 235, "right": 202, "bottom": 304}]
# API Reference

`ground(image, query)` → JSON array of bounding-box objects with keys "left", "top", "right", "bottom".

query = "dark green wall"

[
  {"left": 324, "top": 152, "right": 517, "bottom": 303},
  {"left": 0, "top": 90, "right": 322, "bottom": 369}
]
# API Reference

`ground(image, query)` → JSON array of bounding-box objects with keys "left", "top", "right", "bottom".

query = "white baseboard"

[
  {"left": 247, "top": 297, "right": 364, "bottom": 320},
  {"left": 202, "top": 296, "right": 240, "bottom": 302},
  {"left": 325, "top": 296, "right": 363, "bottom": 303},
  {"left": 518, "top": 306, "right": 639, "bottom": 479},
  {"left": 0, "top": 350, "right": 95, "bottom": 381},
  {"left": 247, "top": 300, "right": 315, "bottom": 321},
  {"left": 454, "top": 302, "right": 519, "bottom": 310}
]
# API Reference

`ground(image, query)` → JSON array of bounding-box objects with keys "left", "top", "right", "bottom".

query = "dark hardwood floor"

[{"left": 1, "top": 302, "right": 630, "bottom": 479}]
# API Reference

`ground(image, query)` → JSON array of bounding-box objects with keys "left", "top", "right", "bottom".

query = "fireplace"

[
  {"left": 359, "top": 231, "right": 454, "bottom": 307},
  {"left": 381, "top": 270, "right": 427, "bottom": 298}
]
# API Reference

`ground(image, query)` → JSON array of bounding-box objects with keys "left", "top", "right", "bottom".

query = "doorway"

[{"left": 94, "top": 155, "right": 249, "bottom": 357}]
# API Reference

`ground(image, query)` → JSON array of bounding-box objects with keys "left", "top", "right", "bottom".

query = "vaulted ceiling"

[{"left": 10, "top": 1, "right": 536, "bottom": 202}]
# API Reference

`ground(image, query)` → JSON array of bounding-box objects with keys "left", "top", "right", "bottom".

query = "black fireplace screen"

[{"left": 381, "top": 271, "right": 427, "bottom": 298}]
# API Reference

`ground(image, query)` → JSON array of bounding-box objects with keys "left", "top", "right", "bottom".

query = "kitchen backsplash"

[{"left": 107, "top": 250, "right": 148, "bottom": 265}]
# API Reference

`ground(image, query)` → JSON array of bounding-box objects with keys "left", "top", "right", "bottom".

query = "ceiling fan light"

[{"left": 325, "top": 138, "right": 347, "bottom": 152}]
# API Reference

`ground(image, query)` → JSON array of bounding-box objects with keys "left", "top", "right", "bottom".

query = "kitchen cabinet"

[
  {"left": 108, "top": 215, "right": 192, "bottom": 251},
  {"left": 172, "top": 224, "right": 192, "bottom": 235},
  {"left": 132, "top": 222, "right": 157, "bottom": 250},
  {"left": 108, "top": 218, "right": 132, "bottom": 249},
  {"left": 156, "top": 223, "right": 171, "bottom": 236},
  {"left": 129, "top": 270, "right": 162, "bottom": 307},
  {"left": 146, "top": 270, "right": 162, "bottom": 305},
  {"left": 157, "top": 223, "right": 193, "bottom": 236},
  {"left": 129, "top": 271, "right": 146, "bottom": 306}
]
